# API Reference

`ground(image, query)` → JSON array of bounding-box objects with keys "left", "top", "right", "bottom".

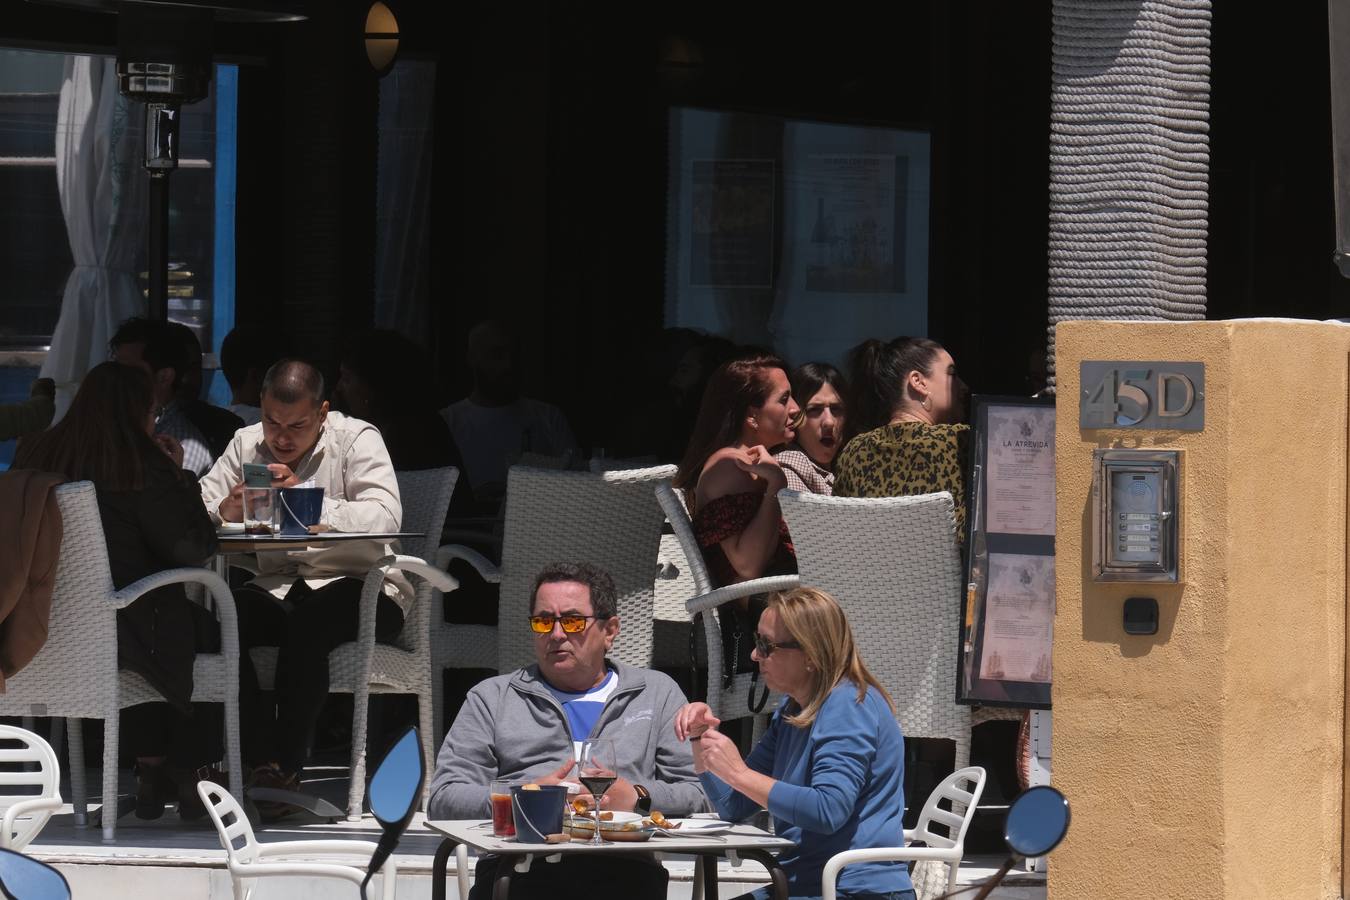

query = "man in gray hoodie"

[{"left": 429, "top": 561, "right": 706, "bottom": 899}]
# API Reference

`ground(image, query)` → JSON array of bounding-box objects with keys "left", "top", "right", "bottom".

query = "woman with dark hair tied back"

[
  {"left": 674, "top": 355, "right": 801, "bottom": 686},
  {"left": 14, "top": 362, "right": 223, "bottom": 822},
  {"left": 774, "top": 363, "right": 848, "bottom": 495},
  {"left": 834, "top": 337, "right": 972, "bottom": 540}
]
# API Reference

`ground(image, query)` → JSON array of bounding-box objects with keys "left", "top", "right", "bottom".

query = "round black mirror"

[
  {"left": 0, "top": 846, "right": 71, "bottom": 900},
  {"left": 1003, "top": 785, "right": 1071, "bottom": 858},
  {"left": 369, "top": 726, "right": 423, "bottom": 826}
]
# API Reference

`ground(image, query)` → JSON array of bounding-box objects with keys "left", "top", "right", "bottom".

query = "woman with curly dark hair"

[{"left": 774, "top": 362, "right": 848, "bottom": 495}]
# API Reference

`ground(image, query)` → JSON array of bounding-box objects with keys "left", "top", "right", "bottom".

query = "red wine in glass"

[{"left": 578, "top": 739, "right": 617, "bottom": 844}]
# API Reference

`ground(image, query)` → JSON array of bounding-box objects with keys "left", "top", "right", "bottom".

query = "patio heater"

[
  {"left": 28, "top": 0, "right": 307, "bottom": 320},
  {"left": 116, "top": 6, "right": 214, "bottom": 321}
]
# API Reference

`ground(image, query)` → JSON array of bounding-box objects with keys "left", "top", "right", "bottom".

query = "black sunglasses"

[{"left": 753, "top": 634, "right": 802, "bottom": 657}]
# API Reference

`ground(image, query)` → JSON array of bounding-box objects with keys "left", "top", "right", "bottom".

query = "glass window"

[
  {"left": 0, "top": 48, "right": 238, "bottom": 468},
  {"left": 0, "top": 48, "right": 236, "bottom": 352}
]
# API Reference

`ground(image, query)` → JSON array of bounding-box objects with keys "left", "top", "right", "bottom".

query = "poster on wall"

[
  {"left": 959, "top": 395, "right": 1055, "bottom": 708},
  {"left": 803, "top": 154, "right": 906, "bottom": 293},
  {"left": 689, "top": 158, "right": 776, "bottom": 288}
]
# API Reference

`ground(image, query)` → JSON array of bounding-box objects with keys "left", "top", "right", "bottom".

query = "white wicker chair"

[
  {"left": 0, "top": 726, "right": 62, "bottom": 850},
  {"left": 777, "top": 490, "right": 973, "bottom": 771},
  {"left": 0, "top": 481, "right": 243, "bottom": 842},
  {"left": 437, "top": 464, "right": 676, "bottom": 678},
  {"left": 245, "top": 469, "right": 459, "bottom": 821},
  {"left": 821, "top": 766, "right": 988, "bottom": 900},
  {"left": 327, "top": 467, "right": 461, "bottom": 821},
  {"left": 198, "top": 779, "right": 396, "bottom": 900},
  {"left": 654, "top": 482, "right": 800, "bottom": 728}
]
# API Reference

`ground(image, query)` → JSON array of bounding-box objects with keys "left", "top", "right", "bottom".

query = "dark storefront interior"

[{"left": 3, "top": 2, "right": 1347, "bottom": 455}]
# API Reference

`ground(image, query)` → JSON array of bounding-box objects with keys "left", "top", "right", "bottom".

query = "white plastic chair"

[
  {"left": 821, "top": 766, "right": 988, "bottom": 900},
  {"left": 778, "top": 490, "right": 973, "bottom": 771},
  {"left": 0, "top": 481, "right": 243, "bottom": 842},
  {"left": 654, "top": 481, "right": 800, "bottom": 729},
  {"left": 198, "top": 780, "right": 396, "bottom": 900},
  {"left": 0, "top": 726, "right": 62, "bottom": 850},
  {"left": 437, "top": 464, "right": 676, "bottom": 677}
]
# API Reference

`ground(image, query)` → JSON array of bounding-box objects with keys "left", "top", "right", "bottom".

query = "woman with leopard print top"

[{"left": 833, "top": 337, "right": 971, "bottom": 543}]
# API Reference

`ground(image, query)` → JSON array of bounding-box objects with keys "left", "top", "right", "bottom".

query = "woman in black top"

[{"left": 15, "top": 362, "right": 221, "bottom": 820}]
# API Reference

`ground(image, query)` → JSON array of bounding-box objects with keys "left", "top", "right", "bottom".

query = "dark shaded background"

[{"left": 2, "top": 0, "right": 1346, "bottom": 444}]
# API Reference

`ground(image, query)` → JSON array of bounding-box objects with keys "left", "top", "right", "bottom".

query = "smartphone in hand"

[{"left": 242, "top": 462, "right": 274, "bottom": 488}]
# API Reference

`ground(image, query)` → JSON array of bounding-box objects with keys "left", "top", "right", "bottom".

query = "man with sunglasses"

[{"left": 429, "top": 561, "right": 706, "bottom": 900}]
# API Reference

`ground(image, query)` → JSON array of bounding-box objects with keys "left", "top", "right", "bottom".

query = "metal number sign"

[{"left": 1079, "top": 362, "right": 1205, "bottom": 431}]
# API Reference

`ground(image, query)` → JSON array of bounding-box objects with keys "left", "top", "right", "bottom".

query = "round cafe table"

[{"left": 212, "top": 530, "right": 425, "bottom": 576}]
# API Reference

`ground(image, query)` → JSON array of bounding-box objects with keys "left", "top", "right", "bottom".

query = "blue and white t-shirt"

[{"left": 544, "top": 669, "right": 619, "bottom": 758}]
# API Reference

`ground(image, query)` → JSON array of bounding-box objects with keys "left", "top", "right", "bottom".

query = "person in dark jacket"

[
  {"left": 14, "top": 361, "right": 222, "bottom": 821},
  {"left": 333, "top": 328, "right": 462, "bottom": 473}
]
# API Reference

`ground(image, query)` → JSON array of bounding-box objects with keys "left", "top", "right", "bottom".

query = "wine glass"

[{"left": 577, "top": 739, "right": 617, "bottom": 845}]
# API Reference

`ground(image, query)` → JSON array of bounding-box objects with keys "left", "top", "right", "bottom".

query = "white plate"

[
  {"left": 217, "top": 522, "right": 245, "bottom": 534},
  {"left": 661, "top": 818, "right": 733, "bottom": 835}
]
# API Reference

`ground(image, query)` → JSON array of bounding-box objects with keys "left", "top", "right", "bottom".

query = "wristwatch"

[{"left": 633, "top": 783, "right": 652, "bottom": 814}]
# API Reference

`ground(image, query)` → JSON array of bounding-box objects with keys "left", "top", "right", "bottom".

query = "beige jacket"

[{"left": 199, "top": 411, "right": 412, "bottom": 609}]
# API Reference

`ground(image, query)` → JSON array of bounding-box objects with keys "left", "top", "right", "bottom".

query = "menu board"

[{"left": 958, "top": 396, "right": 1055, "bottom": 708}]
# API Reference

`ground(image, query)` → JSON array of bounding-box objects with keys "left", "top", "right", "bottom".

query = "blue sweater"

[{"left": 700, "top": 682, "right": 912, "bottom": 897}]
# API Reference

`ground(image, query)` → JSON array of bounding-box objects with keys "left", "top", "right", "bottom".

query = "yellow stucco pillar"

[{"left": 1052, "top": 320, "right": 1348, "bottom": 900}]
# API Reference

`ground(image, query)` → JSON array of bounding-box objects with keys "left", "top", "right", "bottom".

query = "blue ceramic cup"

[
  {"left": 277, "top": 487, "right": 325, "bottom": 535},
  {"left": 511, "top": 784, "right": 567, "bottom": 843}
]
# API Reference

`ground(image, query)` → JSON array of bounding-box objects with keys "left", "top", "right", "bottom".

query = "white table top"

[
  {"left": 216, "top": 531, "right": 422, "bottom": 550},
  {"left": 426, "top": 819, "right": 794, "bottom": 856}
]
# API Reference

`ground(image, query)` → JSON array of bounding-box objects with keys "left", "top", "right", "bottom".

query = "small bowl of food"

[{"left": 566, "top": 809, "right": 652, "bottom": 841}]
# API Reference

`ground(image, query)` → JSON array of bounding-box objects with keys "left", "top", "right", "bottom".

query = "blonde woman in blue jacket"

[{"left": 675, "top": 587, "right": 914, "bottom": 900}]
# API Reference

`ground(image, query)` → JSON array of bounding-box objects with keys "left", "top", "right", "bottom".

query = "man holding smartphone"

[{"left": 200, "top": 359, "right": 406, "bottom": 817}]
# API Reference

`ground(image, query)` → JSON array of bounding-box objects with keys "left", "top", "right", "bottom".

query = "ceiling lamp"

[{"left": 364, "top": 2, "right": 399, "bottom": 77}]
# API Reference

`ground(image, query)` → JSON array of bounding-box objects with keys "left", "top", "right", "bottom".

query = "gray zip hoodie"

[{"left": 428, "top": 659, "right": 708, "bottom": 819}]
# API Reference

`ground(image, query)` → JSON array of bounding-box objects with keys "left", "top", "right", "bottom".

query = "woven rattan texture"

[
  {"left": 328, "top": 466, "right": 459, "bottom": 819},
  {"left": 0, "top": 482, "right": 243, "bottom": 841},
  {"left": 778, "top": 490, "right": 972, "bottom": 768},
  {"left": 493, "top": 465, "right": 676, "bottom": 674}
]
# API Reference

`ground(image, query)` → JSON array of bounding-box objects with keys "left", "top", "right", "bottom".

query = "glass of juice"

[{"left": 490, "top": 779, "right": 516, "bottom": 838}]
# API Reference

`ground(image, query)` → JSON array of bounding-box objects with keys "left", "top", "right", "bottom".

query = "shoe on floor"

[
  {"left": 134, "top": 761, "right": 174, "bottom": 820},
  {"left": 245, "top": 764, "right": 301, "bottom": 821},
  {"left": 174, "top": 766, "right": 228, "bottom": 821}
]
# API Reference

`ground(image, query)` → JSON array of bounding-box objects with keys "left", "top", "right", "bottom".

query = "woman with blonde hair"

[{"left": 674, "top": 588, "right": 913, "bottom": 900}]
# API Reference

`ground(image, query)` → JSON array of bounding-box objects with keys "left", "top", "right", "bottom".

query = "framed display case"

[{"left": 958, "top": 394, "right": 1055, "bottom": 708}]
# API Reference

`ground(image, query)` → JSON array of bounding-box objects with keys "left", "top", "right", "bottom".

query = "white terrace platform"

[{"left": 28, "top": 766, "right": 1047, "bottom": 899}]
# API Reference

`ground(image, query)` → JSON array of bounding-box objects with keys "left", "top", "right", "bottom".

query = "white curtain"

[{"left": 40, "top": 55, "right": 146, "bottom": 420}]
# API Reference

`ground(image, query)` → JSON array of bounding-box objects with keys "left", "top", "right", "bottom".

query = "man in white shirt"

[{"left": 200, "top": 359, "right": 405, "bottom": 812}]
